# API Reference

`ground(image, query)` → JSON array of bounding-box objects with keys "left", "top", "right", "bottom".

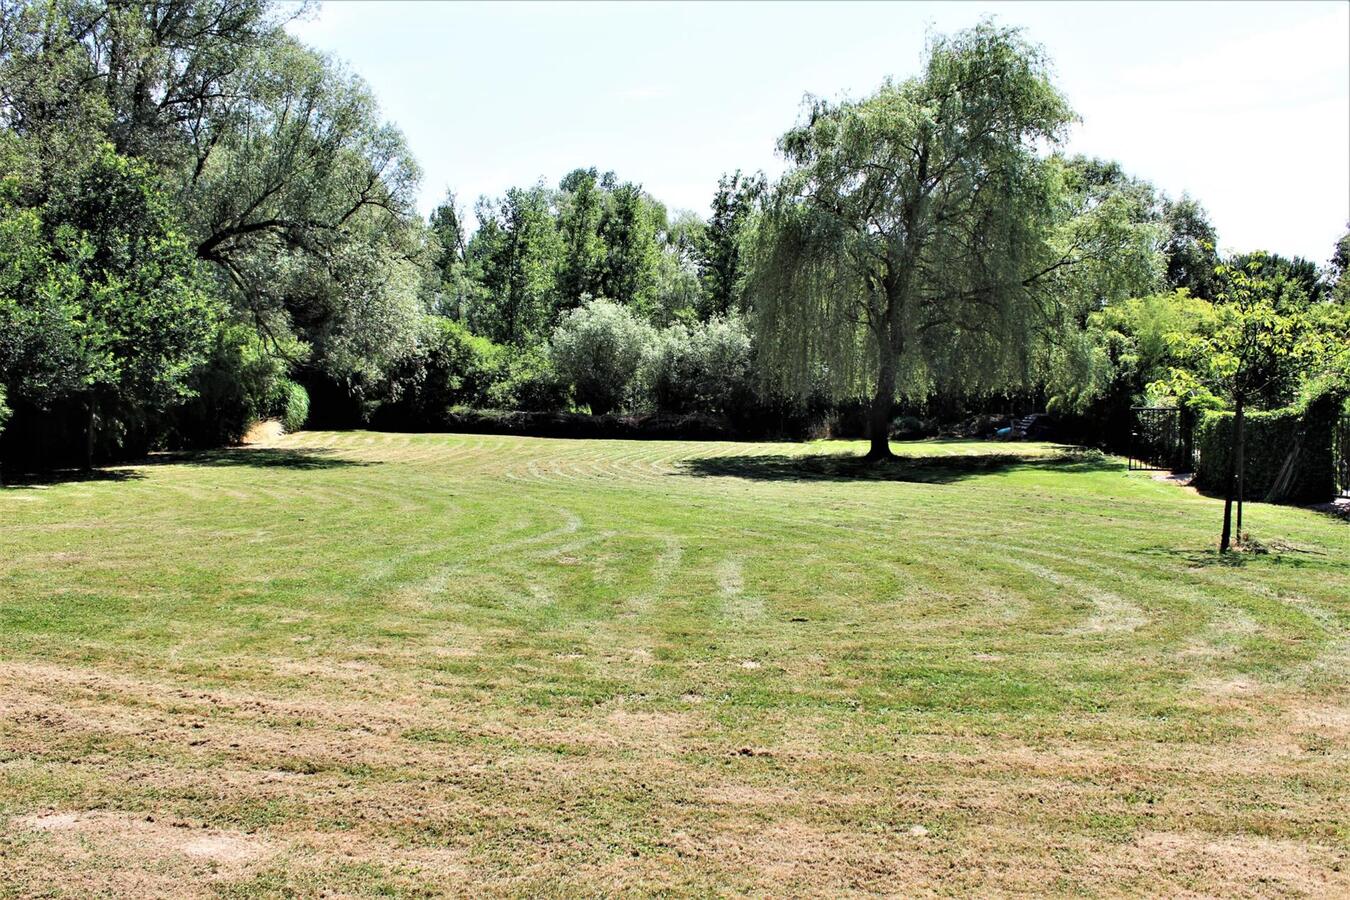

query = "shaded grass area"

[
  {"left": 680, "top": 445, "right": 1113, "bottom": 483},
  {"left": 1, "top": 447, "right": 370, "bottom": 488},
  {"left": 142, "top": 447, "right": 379, "bottom": 470},
  {"left": 0, "top": 432, "right": 1347, "bottom": 897}
]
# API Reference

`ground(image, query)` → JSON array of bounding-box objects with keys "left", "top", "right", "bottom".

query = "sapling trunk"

[
  {"left": 1219, "top": 395, "right": 1246, "bottom": 553},
  {"left": 1234, "top": 396, "right": 1246, "bottom": 541}
]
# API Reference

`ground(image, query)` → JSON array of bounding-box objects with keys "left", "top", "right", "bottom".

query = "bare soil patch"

[
  {"left": 13, "top": 810, "right": 269, "bottom": 866},
  {"left": 241, "top": 417, "right": 285, "bottom": 445}
]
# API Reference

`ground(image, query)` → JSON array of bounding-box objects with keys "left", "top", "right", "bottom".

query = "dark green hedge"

[{"left": 1194, "top": 389, "right": 1341, "bottom": 503}]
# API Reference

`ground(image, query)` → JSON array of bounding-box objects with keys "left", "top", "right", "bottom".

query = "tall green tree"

[
  {"left": 1328, "top": 226, "right": 1350, "bottom": 305},
  {"left": 64, "top": 0, "right": 290, "bottom": 165},
  {"left": 0, "top": 0, "right": 113, "bottom": 180},
  {"left": 428, "top": 190, "right": 470, "bottom": 319},
  {"left": 699, "top": 170, "right": 762, "bottom": 317},
  {"left": 182, "top": 35, "right": 423, "bottom": 379},
  {"left": 556, "top": 167, "right": 607, "bottom": 307},
  {"left": 749, "top": 23, "right": 1160, "bottom": 458},
  {"left": 1161, "top": 196, "right": 1221, "bottom": 299},
  {"left": 598, "top": 181, "right": 663, "bottom": 314},
  {"left": 0, "top": 141, "right": 217, "bottom": 464},
  {"left": 2, "top": 0, "right": 425, "bottom": 385},
  {"left": 652, "top": 209, "right": 705, "bottom": 324},
  {"left": 466, "top": 184, "right": 562, "bottom": 345},
  {"left": 1228, "top": 250, "right": 1327, "bottom": 304}
]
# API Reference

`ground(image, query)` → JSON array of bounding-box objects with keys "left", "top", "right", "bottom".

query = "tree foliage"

[
  {"left": 463, "top": 171, "right": 705, "bottom": 338},
  {"left": 699, "top": 170, "right": 762, "bottom": 317},
  {"left": 2, "top": 0, "right": 426, "bottom": 385},
  {"left": 549, "top": 297, "right": 652, "bottom": 415},
  {"left": 749, "top": 22, "right": 1160, "bottom": 457},
  {"left": 0, "top": 141, "right": 216, "bottom": 419},
  {"left": 642, "top": 315, "right": 753, "bottom": 415},
  {"left": 1160, "top": 256, "right": 1345, "bottom": 411},
  {"left": 597, "top": 181, "right": 665, "bottom": 316},
  {"left": 556, "top": 168, "right": 607, "bottom": 306},
  {"left": 428, "top": 191, "right": 470, "bottom": 318},
  {"left": 1154, "top": 254, "right": 1347, "bottom": 549},
  {"left": 1161, "top": 196, "right": 1221, "bottom": 300},
  {"left": 466, "top": 184, "right": 562, "bottom": 345},
  {"left": 1328, "top": 226, "right": 1350, "bottom": 305}
]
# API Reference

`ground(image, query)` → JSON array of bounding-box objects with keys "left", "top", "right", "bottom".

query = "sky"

[{"left": 288, "top": 1, "right": 1350, "bottom": 262}]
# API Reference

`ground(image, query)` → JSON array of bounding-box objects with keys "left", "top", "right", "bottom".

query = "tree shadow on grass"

[
  {"left": 2, "top": 447, "right": 373, "bottom": 487},
  {"left": 677, "top": 448, "right": 1116, "bottom": 485},
  {"left": 146, "top": 447, "right": 377, "bottom": 470},
  {"left": 0, "top": 467, "right": 145, "bottom": 489},
  {"left": 1138, "top": 544, "right": 1342, "bottom": 571}
]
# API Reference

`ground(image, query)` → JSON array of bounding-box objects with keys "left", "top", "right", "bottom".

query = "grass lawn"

[{"left": 1, "top": 432, "right": 1347, "bottom": 896}]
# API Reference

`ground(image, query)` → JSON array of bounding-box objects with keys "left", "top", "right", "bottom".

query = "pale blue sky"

[{"left": 290, "top": 1, "right": 1350, "bottom": 262}]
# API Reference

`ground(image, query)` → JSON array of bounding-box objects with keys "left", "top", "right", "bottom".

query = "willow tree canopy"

[{"left": 749, "top": 22, "right": 1161, "bottom": 457}]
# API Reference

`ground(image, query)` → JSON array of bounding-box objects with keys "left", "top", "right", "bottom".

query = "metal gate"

[{"left": 1128, "top": 406, "right": 1189, "bottom": 472}]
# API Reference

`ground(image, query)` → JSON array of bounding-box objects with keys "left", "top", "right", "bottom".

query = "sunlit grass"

[{"left": 1, "top": 432, "right": 1346, "bottom": 895}]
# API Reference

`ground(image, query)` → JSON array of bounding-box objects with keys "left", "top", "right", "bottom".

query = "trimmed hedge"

[
  {"left": 380, "top": 407, "right": 828, "bottom": 442},
  {"left": 435, "top": 410, "right": 737, "bottom": 441},
  {"left": 1194, "top": 389, "right": 1341, "bottom": 503}
]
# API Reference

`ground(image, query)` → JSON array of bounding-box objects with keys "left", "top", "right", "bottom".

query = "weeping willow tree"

[{"left": 749, "top": 23, "right": 1160, "bottom": 458}]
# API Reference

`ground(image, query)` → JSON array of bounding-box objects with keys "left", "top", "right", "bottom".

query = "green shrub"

[
  {"left": 375, "top": 319, "right": 568, "bottom": 424},
  {"left": 167, "top": 323, "right": 287, "bottom": 447},
  {"left": 486, "top": 345, "right": 567, "bottom": 412},
  {"left": 1193, "top": 385, "right": 1341, "bottom": 503},
  {"left": 271, "top": 379, "right": 310, "bottom": 433},
  {"left": 641, "top": 315, "right": 753, "bottom": 415},
  {"left": 0, "top": 384, "right": 9, "bottom": 438},
  {"left": 391, "top": 319, "right": 505, "bottom": 419},
  {"left": 550, "top": 299, "right": 652, "bottom": 415}
]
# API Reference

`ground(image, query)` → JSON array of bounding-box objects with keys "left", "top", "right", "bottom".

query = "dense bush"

[
  {"left": 1195, "top": 409, "right": 1297, "bottom": 499},
  {"left": 164, "top": 324, "right": 288, "bottom": 447},
  {"left": 420, "top": 319, "right": 502, "bottom": 410},
  {"left": 1193, "top": 387, "right": 1342, "bottom": 503},
  {"left": 486, "top": 345, "right": 568, "bottom": 412},
  {"left": 1064, "top": 291, "right": 1216, "bottom": 452},
  {"left": 550, "top": 299, "right": 652, "bottom": 415},
  {"left": 0, "top": 145, "right": 219, "bottom": 466},
  {"left": 642, "top": 315, "right": 753, "bottom": 415},
  {"left": 375, "top": 319, "right": 504, "bottom": 428},
  {"left": 270, "top": 379, "right": 310, "bottom": 433},
  {"left": 373, "top": 321, "right": 570, "bottom": 426}
]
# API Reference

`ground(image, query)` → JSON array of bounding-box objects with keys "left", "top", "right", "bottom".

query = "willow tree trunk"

[
  {"left": 865, "top": 272, "right": 908, "bottom": 462},
  {"left": 866, "top": 356, "right": 896, "bottom": 461}
]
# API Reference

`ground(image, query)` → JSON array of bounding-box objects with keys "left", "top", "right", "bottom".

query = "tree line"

[{"left": 2, "top": 2, "right": 1347, "bottom": 484}]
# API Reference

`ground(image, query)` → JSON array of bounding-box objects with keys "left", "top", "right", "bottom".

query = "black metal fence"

[
  {"left": 1128, "top": 406, "right": 1193, "bottom": 472},
  {"left": 1132, "top": 405, "right": 1348, "bottom": 498}
]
